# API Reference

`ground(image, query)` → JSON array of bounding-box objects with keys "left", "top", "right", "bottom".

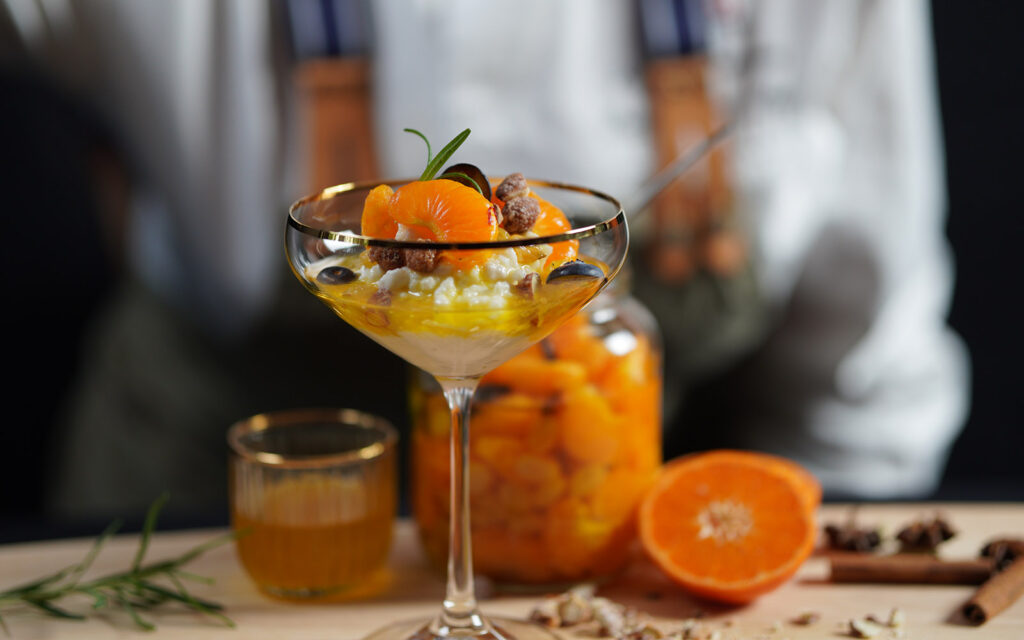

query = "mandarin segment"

[{"left": 390, "top": 179, "right": 497, "bottom": 242}]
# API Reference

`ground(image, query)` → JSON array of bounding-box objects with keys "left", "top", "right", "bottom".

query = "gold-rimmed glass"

[
  {"left": 285, "top": 178, "right": 628, "bottom": 640},
  {"left": 228, "top": 408, "right": 398, "bottom": 599}
]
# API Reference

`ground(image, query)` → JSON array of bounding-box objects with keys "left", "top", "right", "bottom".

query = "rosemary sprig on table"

[{"left": 0, "top": 493, "right": 240, "bottom": 635}]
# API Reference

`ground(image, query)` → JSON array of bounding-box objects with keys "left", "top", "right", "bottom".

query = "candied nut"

[
  {"left": 404, "top": 246, "right": 439, "bottom": 273},
  {"left": 513, "top": 272, "right": 540, "bottom": 299},
  {"left": 496, "top": 172, "right": 529, "bottom": 201},
  {"left": 502, "top": 196, "right": 541, "bottom": 234},
  {"left": 367, "top": 245, "right": 404, "bottom": 271},
  {"left": 489, "top": 202, "right": 503, "bottom": 227}
]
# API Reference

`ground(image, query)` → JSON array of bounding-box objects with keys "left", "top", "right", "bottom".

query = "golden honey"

[{"left": 232, "top": 475, "right": 394, "bottom": 596}]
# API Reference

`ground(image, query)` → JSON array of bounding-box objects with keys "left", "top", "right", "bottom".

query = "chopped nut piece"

[
  {"left": 591, "top": 597, "right": 628, "bottom": 637},
  {"left": 887, "top": 608, "right": 905, "bottom": 628},
  {"left": 502, "top": 196, "right": 541, "bottom": 234},
  {"left": 527, "top": 596, "right": 561, "bottom": 628},
  {"left": 557, "top": 590, "right": 592, "bottom": 626},
  {"left": 367, "top": 245, "right": 404, "bottom": 271},
  {"left": 790, "top": 611, "right": 820, "bottom": 626},
  {"left": 489, "top": 202, "right": 503, "bottom": 227},
  {"left": 624, "top": 624, "right": 663, "bottom": 640},
  {"left": 496, "top": 172, "right": 529, "bottom": 201},
  {"left": 848, "top": 618, "right": 884, "bottom": 638},
  {"left": 513, "top": 272, "right": 539, "bottom": 299},
  {"left": 364, "top": 288, "right": 392, "bottom": 328}
]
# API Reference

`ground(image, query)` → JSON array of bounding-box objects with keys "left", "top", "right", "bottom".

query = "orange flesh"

[
  {"left": 388, "top": 180, "right": 496, "bottom": 242},
  {"left": 639, "top": 451, "right": 819, "bottom": 603}
]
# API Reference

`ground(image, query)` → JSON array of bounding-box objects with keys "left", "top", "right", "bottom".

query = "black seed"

[
  {"left": 441, "top": 162, "right": 492, "bottom": 201},
  {"left": 546, "top": 260, "right": 604, "bottom": 284},
  {"left": 317, "top": 266, "right": 357, "bottom": 285}
]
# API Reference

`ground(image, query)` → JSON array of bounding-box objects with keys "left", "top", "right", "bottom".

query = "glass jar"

[{"left": 409, "top": 270, "right": 663, "bottom": 586}]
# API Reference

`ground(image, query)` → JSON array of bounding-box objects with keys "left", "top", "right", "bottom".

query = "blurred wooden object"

[
  {"left": 295, "top": 57, "right": 379, "bottom": 192},
  {"left": 644, "top": 56, "right": 739, "bottom": 284}
]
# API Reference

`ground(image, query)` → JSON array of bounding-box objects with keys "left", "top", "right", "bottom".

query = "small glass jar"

[{"left": 409, "top": 269, "right": 662, "bottom": 586}]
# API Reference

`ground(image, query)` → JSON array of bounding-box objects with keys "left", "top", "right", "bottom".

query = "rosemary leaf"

[
  {"left": 167, "top": 574, "right": 234, "bottom": 628},
  {"left": 437, "top": 171, "right": 484, "bottom": 196},
  {"left": 25, "top": 600, "right": 85, "bottom": 621},
  {"left": 0, "top": 494, "right": 241, "bottom": 635},
  {"left": 421, "top": 129, "right": 471, "bottom": 181},
  {"left": 170, "top": 570, "right": 215, "bottom": 585},
  {"left": 132, "top": 492, "right": 169, "bottom": 572},
  {"left": 139, "top": 580, "right": 224, "bottom": 613},
  {"left": 404, "top": 128, "right": 432, "bottom": 170},
  {"left": 115, "top": 589, "right": 155, "bottom": 632}
]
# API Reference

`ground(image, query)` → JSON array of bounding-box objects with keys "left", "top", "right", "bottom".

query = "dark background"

[{"left": 1, "top": 0, "right": 1021, "bottom": 544}]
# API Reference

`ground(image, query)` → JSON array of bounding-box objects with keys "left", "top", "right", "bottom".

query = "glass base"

[{"left": 361, "top": 616, "right": 561, "bottom": 640}]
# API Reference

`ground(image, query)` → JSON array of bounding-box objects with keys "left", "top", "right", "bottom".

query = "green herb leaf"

[
  {"left": 437, "top": 171, "right": 484, "bottom": 196},
  {"left": 0, "top": 494, "right": 237, "bottom": 635},
  {"left": 132, "top": 492, "right": 169, "bottom": 572},
  {"left": 406, "top": 128, "right": 472, "bottom": 181},
  {"left": 26, "top": 600, "right": 85, "bottom": 621},
  {"left": 404, "top": 128, "right": 433, "bottom": 168}
]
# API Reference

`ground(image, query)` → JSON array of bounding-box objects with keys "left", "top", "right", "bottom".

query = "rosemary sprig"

[
  {"left": 404, "top": 127, "right": 472, "bottom": 181},
  {"left": 0, "top": 493, "right": 241, "bottom": 635}
]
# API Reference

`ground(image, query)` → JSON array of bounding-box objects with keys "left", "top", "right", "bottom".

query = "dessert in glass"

[{"left": 285, "top": 129, "right": 628, "bottom": 640}]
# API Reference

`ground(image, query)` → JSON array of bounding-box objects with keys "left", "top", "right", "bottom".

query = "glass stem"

[{"left": 436, "top": 377, "right": 487, "bottom": 635}]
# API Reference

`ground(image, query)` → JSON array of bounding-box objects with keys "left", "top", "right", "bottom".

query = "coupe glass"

[{"left": 285, "top": 178, "right": 628, "bottom": 640}]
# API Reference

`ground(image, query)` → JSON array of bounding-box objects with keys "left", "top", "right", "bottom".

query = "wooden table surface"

[{"left": 1, "top": 503, "right": 1022, "bottom": 639}]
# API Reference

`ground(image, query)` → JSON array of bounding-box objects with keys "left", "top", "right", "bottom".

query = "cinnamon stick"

[
  {"left": 829, "top": 553, "right": 995, "bottom": 585},
  {"left": 962, "top": 558, "right": 1024, "bottom": 625}
]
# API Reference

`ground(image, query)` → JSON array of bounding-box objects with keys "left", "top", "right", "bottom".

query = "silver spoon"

[{"left": 623, "top": 121, "right": 735, "bottom": 217}]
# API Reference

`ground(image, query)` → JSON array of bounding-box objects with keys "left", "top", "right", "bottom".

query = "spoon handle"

[{"left": 624, "top": 121, "right": 735, "bottom": 217}]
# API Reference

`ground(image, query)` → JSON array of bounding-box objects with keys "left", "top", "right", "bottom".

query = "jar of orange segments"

[{"left": 409, "top": 271, "right": 662, "bottom": 586}]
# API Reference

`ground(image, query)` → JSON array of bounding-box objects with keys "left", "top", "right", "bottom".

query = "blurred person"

[{"left": 1, "top": 0, "right": 967, "bottom": 521}]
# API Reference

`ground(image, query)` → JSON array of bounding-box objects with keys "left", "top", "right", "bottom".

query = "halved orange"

[{"left": 638, "top": 450, "right": 819, "bottom": 604}]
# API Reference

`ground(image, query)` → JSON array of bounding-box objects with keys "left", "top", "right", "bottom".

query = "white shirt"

[{"left": 6, "top": 0, "right": 968, "bottom": 498}]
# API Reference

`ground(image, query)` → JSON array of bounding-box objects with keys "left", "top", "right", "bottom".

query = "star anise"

[
  {"left": 824, "top": 522, "right": 883, "bottom": 552},
  {"left": 895, "top": 515, "right": 957, "bottom": 552},
  {"left": 980, "top": 538, "right": 1024, "bottom": 572}
]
